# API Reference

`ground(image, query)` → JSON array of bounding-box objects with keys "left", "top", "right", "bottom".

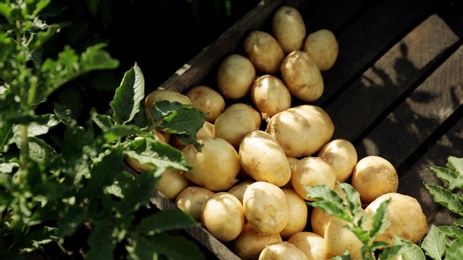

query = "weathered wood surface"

[{"left": 146, "top": 0, "right": 463, "bottom": 258}]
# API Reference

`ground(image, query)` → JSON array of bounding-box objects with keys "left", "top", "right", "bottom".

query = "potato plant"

[{"left": 0, "top": 1, "right": 208, "bottom": 259}]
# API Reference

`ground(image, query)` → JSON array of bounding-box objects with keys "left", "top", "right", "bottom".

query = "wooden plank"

[
  {"left": 355, "top": 43, "right": 463, "bottom": 168},
  {"left": 397, "top": 116, "right": 463, "bottom": 224},
  {"left": 316, "top": 0, "right": 439, "bottom": 106},
  {"left": 326, "top": 14, "right": 460, "bottom": 142}
]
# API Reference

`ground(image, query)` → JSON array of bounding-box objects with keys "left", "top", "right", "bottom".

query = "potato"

[
  {"left": 175, "top": 185, "right": 214, "bottom": 222},
  {"left": 239, "top": 130, "right": 292, "bottom": 187},
  {"left": 154, "top": 168, "right": 190, "bottom": 200},
  {"left": 124, "top": 133, "right": 169, "bottom": 173},
  {"left": 243, "top": 181, "right": 289, "bottom": 235},
  {"left": 243, "top": 30, "right": 285, "bottom": 74},
  {"left": 318, "top": 139, "right": 358, "bottom": 182},
  {"left": 266, "top": 105, "right": 334, "bottom": 158},
  {"left": 258, "top": 241, "right": 308, "bottom": 260},
  {"left": 365, "top": 192, "right": 428, "bottom": 246},
  {"left": 303, "top": 29, "right": 338, "bottom": 71},
  {"left": 201, "top": 192, "right": 245, "bottom": 242},
  {"left": 324, "top": 209, "right": 373, "bottom": 260},
  {"left": 185, "top": 85, "right": 225, "bottom": 122},
  {"left": 351, "top": 155, "right": 399, "bottom": 203},
  {"left": 272, "top": 6, "right": 306, "bottom": 53},
  {"left": 171, "top": 120, "right": 214, "bottom": 150},
  {"left": 182, "top": 136, "right": 240, "bottom": 191},
  {"left": 280, "top": 188, "right": 308, "bottom": 239},
  {"left": 280, "top": 50, "right": 324, "bottom": 102},
  {"left": 310, "top": 207, "right": 331, "bottom": 238},
  {"left": 288, "top": 231, "right": 329, "bottom": 260},
  {"left": 232, "top": 222, "right": 283, "bottom": 260},
  {"left": 216, "top": 54, "right": 256, "bottom": 99},
  {"left": 214, "top": 103, "right": 261, "bottom": 147},
  {"left": 251, "top": 74, "right": 292, "bottom": 120},
  {"left": 228, "top": 179, "right": 255, "bottom": 204},
  {"left": 144, "top": 89, "right": 192, "bottom": 119},
  {"left": 291, "top": 156, "right": 336, "bottom": 201}
]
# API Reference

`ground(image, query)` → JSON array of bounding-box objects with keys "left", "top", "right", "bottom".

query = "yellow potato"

[
  {"left": 239, "top": 130, "right": 292, "bottom": 187},
  {"left": 201, "top": 192, "right": 245, "bottom": 242},
  {"left": 288, "top": 231, "right": 329, "bottom": 260},
  {"left": 232, "top": 222, "right": 283, "bottom": 260},
  {"left": 243, "top": 181, "right": 289, "bottom": 235},
  {"left": 291, "top": 156, "right": 336, "bottom": 201},
  {"left": 303, "top": 29, "right": 339, "bottom": 71},
  {"left": 251, "top": 74, "right": 292, "bottom": 120},
  {"left": 280, "top": 188, "right": 308, "bottom": 239},
  {"left": 318, "top": 139, "right": 358, "bottom": 182},
  {"left": 182, "top": 136, "right": 240, "bottom": 191},
  {"left": 266, "top": 105, "right": 334, "bottom": 157},
  {"left": 185, "top": 85, "right": 225, "bottom": 122},
  {"left": 310, "top": 207, "right": 331, "bottom": 238},
  {"left": 154, "top": 168, "right": 190, "bottom": 201},
  {"left": 365, "top": 192, "right": 428, "bottom": 246},
  {"left": 243, "top": 30, "right": 285, "bottom": 74},
  {"left": 280, "top": 50, "right": 324, "bottom": 102},
  {"left": 272, "top": 5, "right": 306, "bottom": 53},
  {"left": 228, "top": 179, "right": 255, "bottom": 204},
  {"left": 258, "top": 241, "right": 309, "bottom": 260},
  {"left": 351, "top": 155, "right": 399, "bottom": 203},
  {"left": 213, "top": 103, "right": 261, "bottom": 147},
  {"left": 216, "top": 54, "right": 256, "bottom": 99},
  {"left": 175, "top": 185, "right": 215, "bottom": 222}
]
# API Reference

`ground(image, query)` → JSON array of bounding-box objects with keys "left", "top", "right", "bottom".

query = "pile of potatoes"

[{"left": 128, "top": 5, "right": 428, "bottom": 260}]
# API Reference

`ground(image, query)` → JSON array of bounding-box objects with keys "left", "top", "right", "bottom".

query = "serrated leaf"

[
  {"left": 135, "top": 209, "right": 199, "bottom": 235},
  {"left": 424, "top": 184, "right": 463, "bottom": 216},
  {"left": 421, "top": 225, "right": 447, "bottom": 260},
  {"left": 127, "top": 233, "right": 204, "bottom": 260},
  {"left": 305, "top": 184, "right": 351, "bottom": 221},
  {"left": 92, "top": 112, "right": 116, "bottom": 131},
  {"left": 445, "top": 235, "right": 463, "bottom": 260},
  {"left": 369, "top": 198, "right": 391, "bottom": 238},
  {"left": 382, "top": 237, "right": 426, "bottom": 260},
  {"left": 338, "top": 182, "right": 362, "bottom": 216},
  {"left": 85, "top": 221, "right": 116, "bottom": 260},
  {"left": 436, "top": 225, "right": 463, "bottom": 239},
  {"left": 110, "top": 64, "right": 145, "bottom": 125},
  {"left": 447, "top": 156, "right": 463, "bottom": 190}
]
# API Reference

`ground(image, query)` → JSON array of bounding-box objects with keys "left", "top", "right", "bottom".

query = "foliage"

[
  {"left": 305, "top": 183, "right": 423, "bottom": 259},
  {"left": 0, "top": 1, "right": 207, "bottom": 259},
  {"left": 422, "top": 156, "right": 463, "bottom": 260}
]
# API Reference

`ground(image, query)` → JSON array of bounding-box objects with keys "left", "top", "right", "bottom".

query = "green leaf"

[
  {"left": 447, "top": 156, "right": 463, "bottom": 190},
  {"left": 369, "top": 198, "right": 391, "bottom": 238},
  {"left": 86, "top": 221, "right": 116, "bottom": 260},
  {"left": 85, "top": 0, "right": 100, "bottom": 16},
  {"left": 429, "top": 165, "right": 462, "bottom": 190},
  {"left": 91, "top": 112, "right": 116, "bottom": 131},
  {"left": 103, "top": 124, "right": 145, "bottom": 143},
  {"left": 437, "top": 225, "right": 463, "bottom": 239},
  {"left": 421, "top": 225, "right": 447, "bottom": 260},
  {"left": 134, "top": 209, "right": 199, "bottom": 235},
  {"left": 123, "top": 138, "right": 191, "bottom": 172},
  {"left": 445, "top": 235, "right": 463, "bottom": 260},
  {"left": 424, "top": 184, "right": 463, "bottom": 217},
  {"left": 305, "top": 184, "right": 352, "bottom": 221},
  {"left": 380, "top": 237, "right": 426, "bottom": 260},
  {"left": 338, "top": 182, "right": 362, "bottom": 217},
  {"left": 110, "top": 63, "right": 145, "bottom": 125},
  {"left": 25, "top": 136, "right": 58, "bottom": 166},
  {"left": 127, "top": 233, "right": 204, "bottom": 260}
]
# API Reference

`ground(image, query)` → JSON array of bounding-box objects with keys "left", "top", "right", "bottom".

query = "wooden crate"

[{"left": 147, "top": 0, "right": 463, "bottom": 258}]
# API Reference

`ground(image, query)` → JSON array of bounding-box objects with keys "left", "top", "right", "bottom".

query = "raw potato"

[
  {"left": 243, "top": 30, "right": 285, "bottom": 74},
  {"left": 318, "top": 139, "right": 358, "bottom": 182},
  {"left": 258, "top": 241, "right": 308, "bottom": 260},
  {"left": 288, "top": 231, "right": 329, "bottom": 260},
  {"left": 185, "top": 85, "right": 225, "bottom": 122},
  {"left": 239, "top": 130, "right": 292, "bottom": 187},
  {"left": 251, "top": 74, "right": 292, "bottom": 120},
  {"left": 182, "top": 136, "right": 240, "bottom": 191},
  {"left": 175, "top": 186, "right": 215, "bottom": 222},
  {"left": 272, "top": 5, "right": 306, "bottom": 53},
  {"left": 201, "top": 192, "right": 245, "bottom": 242},
  {"left": 228, "top": 179, "right": 255, "bottom": 204},
  {"left": 310, "top": 207, "right": 331, "bottom": 238},
  {"left": 280, "top": 188, "right": 308, "bottom": 239},
  {"left": 171, "top": 120, "right": 214, "bottom": 150},
  {"left": 351, "top": 155, "right": 399, "bottom": 203},
  {"left": 303, "top": 29, "right": 339, "bottom": 71},
  {"left": 280, "top": 50, "right": 324, "bottom": 102},
  {"left": 266, "top": 105, "right": 334, "bottom": 158},
  {"left": 324, "top": 209, "right": 373, "bottom": 260},
  {"left": 365, "top": 192, "right": 428, "bottom": 246},
  {"left": 214, "top": 103, "right": 261, "bottom": 147},
  {"left": 232, "top": 222, "right": 283, "bottom": 260},
  {"left": 154, "top": 168, "right": 190, "bottom": 200},
  {"left": 291, "top": 156, "right": 336, "bottom": 201},
  {"left": 243, "top": 181, "right": 289, "bottom": 235},
  {"left": 216, "top": 54, "right": 256, "bottom": 99}
]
